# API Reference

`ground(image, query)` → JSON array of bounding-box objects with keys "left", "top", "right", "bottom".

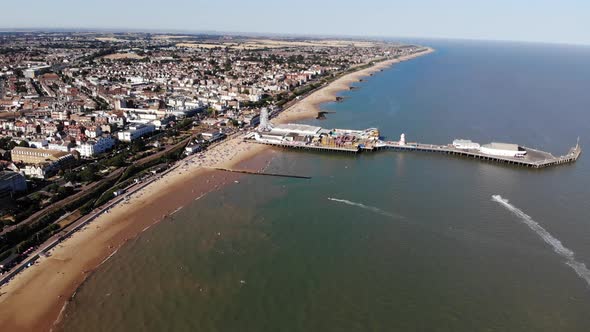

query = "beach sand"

[{"left": 0, "top": 47, "right": 433, "bottom": 332}]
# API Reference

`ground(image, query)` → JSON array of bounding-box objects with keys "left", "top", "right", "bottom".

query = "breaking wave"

[
  {"left": 492, "top": 195, "right": 590, "bottom": 287},
  {"left": 327, "top": 197, "right": 402, "bottom": 219}
]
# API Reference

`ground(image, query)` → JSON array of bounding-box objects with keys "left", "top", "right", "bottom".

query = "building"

[
  {"left": 0, "top": 171, "right": 27, "bottom": 197},
  {"left": 85, "top": 125, "right": 103, "bottom": 138},
  {"left": 22, "top": 165, "right": 48, "bottom": 179},
  {"left": 480, "top": 142, "right": 527, "bottom": 157},
  {"left": 75, "top": 136, "right": 115, "bottom": 157},
  {"left": 269, "top": 123, "right": 322, "bottom": 136},
  {"left": 452, "top": 139, "right": 481, "bottom": 150},
  {"left": 116, "top": 124, "right": 156, "bottom": 142},
  {"left": 23, "top": 65, "right": 51, "bottom": 79},
  {"left": 185, "top": 143, "right": 202, "bottom": 154},
  {"left": 21, "top": 153, "right": 75, "bottom": 179},
  {"left": 10, "top": 147, "right": 70, "bottom": 164},
  {"left": 201, "top": 131, "right": 226, "bottom": 143},
  {"left": 47, "top": 141, "right": 72, "bottom": 152}
]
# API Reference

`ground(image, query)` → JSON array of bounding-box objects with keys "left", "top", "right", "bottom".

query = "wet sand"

[{"left": 0, "top": 48, "right": 433, "bottom": 332}]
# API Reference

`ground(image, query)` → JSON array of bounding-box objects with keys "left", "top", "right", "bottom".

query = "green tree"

[
  {"left": 79, "top": 165, "right": 99, "bottom": 182},
  {"left": 131, "top": 140, "right": 146, "bottom": 153}
]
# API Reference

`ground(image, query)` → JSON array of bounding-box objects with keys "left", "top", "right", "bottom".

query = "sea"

[{"left": 58, "top": 40, "right": 590, "bottom": 331}]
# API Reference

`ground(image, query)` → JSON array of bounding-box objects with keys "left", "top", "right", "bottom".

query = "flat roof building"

[
  {"left": 270, "top": 123, "right": 322, "bottom": 137},
  {"left": 480, "top": 142, "right": 526, "bottom": 157},
  {"left": 452, "top": 139, "right": 480, "bottom": 150},
  {"left": 11, "top": 147, "right": 70, "bottom": 165}
]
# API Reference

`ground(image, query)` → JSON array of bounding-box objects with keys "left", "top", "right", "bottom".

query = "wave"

[
  {"left": 170, "top": 206, "right": 183, "bottom": 216},
  {"left": 492, "top": 195, "right": 590, "bottom": 287},
  {"left": 327, "top": 197, "right": 402, "bottom": 219}
]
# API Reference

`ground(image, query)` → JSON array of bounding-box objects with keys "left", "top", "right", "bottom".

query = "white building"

[
  {"left": 269, "top": 124, "right": 321, "bottom": 137},
  {"left": 480, "top": 142, "right": 527, "bottom": 157},
  {"left": 48, "top": 141, "right": 71, "bottom": 152},
  {"left": 85, "top": 126, "right": 103, "bottom": 139},
  {"left": 185, "top": 143, "right": 202, "bottom": 154},
  {"left": 76, "top": 136, "right": 115, "bottom": 157},
  {"left": 28, "top": 139, "right": 48, "bottom": 149},
  {"left": 117, "top": 124, "right": 156, "bottom": 142},
  {"left": 452, "top": 139, "right": 480, "bottom": 150},
  {"left": 22, "top": 165, "right": 47, "bottom": 179}
]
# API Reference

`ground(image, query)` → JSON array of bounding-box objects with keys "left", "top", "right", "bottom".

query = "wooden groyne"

[{"left": 211, "top": 167, "right": 311, "bottom": 179}]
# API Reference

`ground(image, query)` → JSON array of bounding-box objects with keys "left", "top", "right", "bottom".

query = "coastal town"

[{"left": 0, "top": 31, "right": 429, "bottom": 285}]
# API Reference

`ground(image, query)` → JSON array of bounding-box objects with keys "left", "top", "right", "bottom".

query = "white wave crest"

[
  {"left": 492, "top": 195, "right": 590, "bottom": 287},
  {"left": 328, "top": 197, "right": 402, "bottom": 219}
]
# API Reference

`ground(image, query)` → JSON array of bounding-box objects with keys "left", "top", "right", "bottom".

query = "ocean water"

[{"left": 58, "top": 40, "right": 590, "bottom": 331}]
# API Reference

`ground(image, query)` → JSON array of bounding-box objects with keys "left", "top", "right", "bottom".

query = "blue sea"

[{"left": 58, "top": 40, "right": 590, "bottom": 331}]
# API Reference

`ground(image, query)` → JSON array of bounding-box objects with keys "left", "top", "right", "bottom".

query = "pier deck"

[
  {"left": 378, "top": 141, "right": 581, "bottom": 168},
  {"left": 248, "top": 139, "right": 581, "bottom": 169}
]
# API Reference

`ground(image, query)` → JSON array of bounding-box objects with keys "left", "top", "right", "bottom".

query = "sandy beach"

[{"left": 0, "top": 47, "right": 432, "bottom": 332}]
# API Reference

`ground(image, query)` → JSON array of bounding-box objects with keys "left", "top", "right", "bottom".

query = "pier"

[
  {"left": 251, "top": 139, "right": 581, "bottom": 169},
  {"left": 245, "top": 124, "right": 581, "bottom": 169},
  {"left": 244, "top": 120, "right": 582, "bottom": 168},
  {"left": 376, "top": 141, "right": 581, "bottom": 169}
]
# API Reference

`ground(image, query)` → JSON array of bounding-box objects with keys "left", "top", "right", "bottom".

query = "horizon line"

[{"left": 1, "top": 27, "right": 589, "bottom": 48}]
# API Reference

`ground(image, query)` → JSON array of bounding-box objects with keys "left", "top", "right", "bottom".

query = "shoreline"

[{"left": 0, "top": 47, "right": 433, "bottom": 332}]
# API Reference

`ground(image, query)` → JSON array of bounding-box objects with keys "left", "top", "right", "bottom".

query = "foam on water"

[
  {"left": 492, "top": 195, "right": 590, "bottom": 287},
  {"left": 327, "top": 197, "right": 402, "bottom": 219}
]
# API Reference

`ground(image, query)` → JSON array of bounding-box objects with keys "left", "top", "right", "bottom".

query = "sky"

[{"left": 1, "top": 0, "right": 589, "bottom": 45}]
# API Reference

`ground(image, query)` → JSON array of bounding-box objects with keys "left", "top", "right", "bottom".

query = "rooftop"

[
  {"left": 483, "top": 142, "right": 521, "bottom": 151},
  {"left": 271, "top": 123, "right": 322, "bottom": 135}
]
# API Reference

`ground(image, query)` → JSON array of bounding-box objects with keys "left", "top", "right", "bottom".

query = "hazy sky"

[{"left": 1, "top": 0, "right": 589, "bottom": 45}]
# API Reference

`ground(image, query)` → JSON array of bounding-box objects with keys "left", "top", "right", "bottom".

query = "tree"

[
  {"left": 63, "top": 170, "right": 79, "bottom": 183},
  {"left": 105, "top": 154, "right": 126, "bottom": 167},
  {"left": 79, "top": 167, "right": 98, "bottom": 182},
  {"left": 131, "top": 139, "right": 146, "bottom": 153},
  {"left": 57, "top": 186, "right": 73, "bottom": 197},
  {"left": 0, "top": 137, "right": 11, "bottom": 150}
]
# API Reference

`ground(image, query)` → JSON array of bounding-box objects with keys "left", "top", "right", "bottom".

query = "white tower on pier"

[
  {"left": 400, "top": 133, "right": 406, "bottom": 146},
  {"left": 259, "top": 107, "right": 271, "bottom": 132}
]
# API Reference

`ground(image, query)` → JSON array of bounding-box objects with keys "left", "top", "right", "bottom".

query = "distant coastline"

[{"left": 0, "top": 47, "right": 434, "bottom": 332}]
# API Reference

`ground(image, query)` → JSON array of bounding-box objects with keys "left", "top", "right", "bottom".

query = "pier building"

[
  {"left": 480, "top": 142, "right": 526, "bottom": 157},
  {"left": 452, "top": 139, "right": 480, "bottom": 150}
]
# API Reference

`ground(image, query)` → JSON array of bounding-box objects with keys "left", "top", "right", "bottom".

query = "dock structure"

[
  {"left": 245, "top": 124, "right": 581, "bottom": 169},
  {"left": 375, "top": 141, "right": 581, "bottom": 169},
  {"left": 252, "top": 140, "right": 360, "bottom": 154}
]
